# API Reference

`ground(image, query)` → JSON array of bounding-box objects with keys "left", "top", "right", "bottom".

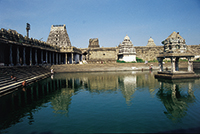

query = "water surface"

[{"left": 0, "top": 71, "right": 200, "bottom": 133}]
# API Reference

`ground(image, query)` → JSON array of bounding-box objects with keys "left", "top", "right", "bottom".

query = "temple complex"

[
  {"left": 118, "top": 35, "right": 136, "bottom": 62},
  {"left": 146, "top": 37, "right": 156, "bottom": 47},
  {"left": 155, "top": 31, "right": 199, "bottom": 79},
  {"left": 0, "top": 24, "right": 200, "bottom": 66}
]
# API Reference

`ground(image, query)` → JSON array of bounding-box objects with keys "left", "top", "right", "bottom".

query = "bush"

[
  {"left": 136, "top": 57, "right": 144, "bottom": 63},
  {"left": 116, "top": 60, "right": 126, "bottom": 63},
  {"left": 148, "top": 59, "right": 158, "bottom": 63}
]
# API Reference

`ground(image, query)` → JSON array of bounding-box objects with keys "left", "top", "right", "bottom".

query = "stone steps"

[{"left": 0, "top": 66, "right": 51, "bottom": 94}]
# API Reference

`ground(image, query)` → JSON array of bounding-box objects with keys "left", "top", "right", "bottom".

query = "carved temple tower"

[
  {"left": 47, "top": 25, "right": 71, "bottom": 47},
  {"left": 118, "top": 35, "right": 136, "bottom": 62}
]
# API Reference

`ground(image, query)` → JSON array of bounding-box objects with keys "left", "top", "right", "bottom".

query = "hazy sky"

[{"left": 0, "top": 0, "right": 200, "bottom": 48}]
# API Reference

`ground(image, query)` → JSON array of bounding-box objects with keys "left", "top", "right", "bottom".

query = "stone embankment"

[
  {"left": 51, "top": 62, "right": 188, "bottom": 73},
  {"left": 0, "top": 66, "right": 51, "bottom": 95},
  {"left": 0, "top": 62, "right": 190, "bottom": 95}
]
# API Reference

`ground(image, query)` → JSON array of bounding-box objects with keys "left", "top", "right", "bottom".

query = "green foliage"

[
  {"left": 116, "top": 60, "right": 126, "bottom": 63},
  {"left": 148, "top": 59, "right": 158, "bottom": 63},
  {"left": 179, "top": 59, "right": 188, "bottom": 62},
  {"left": 116, "top": 60, "right": 137, "bottom": 63},
  {"left": 136, "top": 57, "right": 144, "bottom": 63}
]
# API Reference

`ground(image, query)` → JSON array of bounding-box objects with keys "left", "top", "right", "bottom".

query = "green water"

[{"left": 0, "top": 71, "right": 200, "bottom": 133}]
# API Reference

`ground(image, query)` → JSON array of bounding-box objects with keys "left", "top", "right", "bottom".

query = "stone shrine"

[
  {"left": 146, "top": 37, "right": 156, "bottom": 47},
  {"left": 155, "top": 32, "right": 199, "bottom": 79},
  {"left": 118, "top": 35, "right": 136, "bottom": 62}
]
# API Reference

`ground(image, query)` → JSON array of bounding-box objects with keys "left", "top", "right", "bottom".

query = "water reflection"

[
  {"left": 0, "top": 78, "right": 66, "bottom": 130},
  {"left": 0, "top": 71, "right": 199, "bottom": 132},
  {"left": 156, "top": 79, "right": 196, "bottom": 121}
]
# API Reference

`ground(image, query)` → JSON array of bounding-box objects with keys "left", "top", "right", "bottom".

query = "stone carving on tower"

[
  {"left": 146, "top": 37, "right": 156, "bottom": 47},
  {"left": 47, "top": 25, "right": 71, "bottom": 47},
  {"left": 118, "top": 35, "right": 136, "bottom": 62},
  {"left": 162, "top": 31, "right": 187, "bottom": 53},
  {"left": 88, "top": 38, "right": 100, "bottom": 48}
]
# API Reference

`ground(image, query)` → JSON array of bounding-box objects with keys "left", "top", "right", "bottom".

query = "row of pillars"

[
  {"left": 158, "top": 57, "right": 193, "bottom": 72},
  {"left": 9, "top": 44, "right": 63, "bottom": 66}
]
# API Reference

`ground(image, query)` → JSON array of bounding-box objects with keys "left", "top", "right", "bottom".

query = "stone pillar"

[
  {"left": 56, "top": 53, "right": 58, "bottom": 65},
  {"left": 175, "top": 57, "right": 179, "bottom": 71},
  {"left": 9, "top": 45, "right": 13, "bottom": 66},
  {"left": 30, "top": 48, "right": 32, "bottom": 66},
  {"left": 171, "top": 57, "right": 176, "bottom": 73},
  {"left": 59, "top": 53, "right": 61, "bottom": 64},
  {"left": 49, "top": 52, "right": 51, "bottom": 65},
  {"left": 188, "top": 57, "right": 193, "bottom": 72},
  {"left": 52, "top": 52, "right": 55, "bottom": 65},
  {"left": 65, "top": 53, "right": 68, "bottom": 64},
  {"left": 158, "top": 58, "right": 163, "bottom": 72},
  {"left": 80, "top": 54, "right": 82, "bottom": 61},
  {"left": 46, "top": 51, "right": 48, "bottom": 64},
  {"left": 71, "top": 53, "right": 73, "bottom": 64},
  {"left": 35, "top": 49, "right": 38, "bottom": 65},
  {"left": 16, "top": 46, "right": 21, "bottom": 66},
  {"left": 41, "top": 50, "right": 43, "bottom": 64},
  {"left": 23, "top": 47, "right": 26, "bottom": 66}
]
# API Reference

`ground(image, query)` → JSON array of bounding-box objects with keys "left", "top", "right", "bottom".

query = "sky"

[{"left": 0, "top": 0, "right": 200, "bottom": 48}]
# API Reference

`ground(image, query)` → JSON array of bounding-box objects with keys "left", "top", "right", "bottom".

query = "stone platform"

[{"left": 154, "top": 71, "right": 200, "bottom": 79}]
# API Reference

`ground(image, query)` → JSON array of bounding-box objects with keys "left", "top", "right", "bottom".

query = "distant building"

[
  {"left": 146, "top": 37, "right": 156, "bottom": 47},
  {"left": 118, "top": 35, "right": 136, "bottom": 62}
]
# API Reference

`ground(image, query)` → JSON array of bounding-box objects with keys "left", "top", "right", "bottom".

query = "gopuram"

[
  {"left": 118, "top": 35, "right": 136, "bottom": 62},
  {"left": 155, "top": 32, "right": 200, "bottom": 79},
  {"left": 47, "top": 25, "right": 82, "bottom": 64}
]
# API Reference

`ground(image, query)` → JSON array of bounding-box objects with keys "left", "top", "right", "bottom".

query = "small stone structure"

[
  {"left": 155, "top": 32, "right": 200, "bottom": 79},
  {"left": 81, "top": 38, "right": 117, "bottom": 63},
  {"left": 146, "top": 37, "right": 156, "bottom": 47},
  {"left": 118, "top": 35, "right": 136, "bottom": 62},
  {"left": 88, "top": 38, "right": 100, "bottom": 48}
]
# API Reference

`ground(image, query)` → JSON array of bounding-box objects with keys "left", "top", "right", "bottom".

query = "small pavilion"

[{"left": 155, "top": 32, "right": 199, "bottom": 79}]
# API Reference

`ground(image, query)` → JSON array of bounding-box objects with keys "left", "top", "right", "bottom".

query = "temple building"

[
  {"left": 146, "top": 37, "right": 156, "bottom": 47},
  {"left": 47, "top": 25, "right": 82, "bottom": 64},
  {"left": 155, "top": 31, "right": 199, "bottom": 79},
  {"left": 118, "top": 35, "right": 136, "bottom": 62},
  {"left": 47, "top": 25, "right": 71, "bottom": 47}
]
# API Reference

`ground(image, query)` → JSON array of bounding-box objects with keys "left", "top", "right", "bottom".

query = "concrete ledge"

[{"left": 155, "top": 71, "right": 200, "bottom": 79}]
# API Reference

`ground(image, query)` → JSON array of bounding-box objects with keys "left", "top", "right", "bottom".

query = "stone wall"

[
  {"left": 81, "top": 45, "right": 200, "bottom": 62},
  {"left": 135, "top": 46, "right": 163, "bottom": 61}
]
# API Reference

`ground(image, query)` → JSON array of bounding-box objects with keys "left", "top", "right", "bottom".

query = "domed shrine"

[
  {"left": 155, "top": 31, "right": 199, "bottom": 79},
  {"left": 118, "top": 35, "right": 136, "bottom": 62},
  {"left": 146, "top": 37, "right": 156, "bottom": 47}
]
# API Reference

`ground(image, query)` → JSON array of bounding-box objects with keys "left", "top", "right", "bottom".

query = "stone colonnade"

[
  {"left": 158, "top": 57, "right": 193, "bottom": 72},
  {"left": 8, "top": 44, "right": 82, "bottom": 66}
]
